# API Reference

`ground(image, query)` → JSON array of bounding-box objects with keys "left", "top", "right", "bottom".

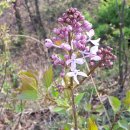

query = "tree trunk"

[
  {"left": 34, "top": 0, "right": 46, "bottom": 39},
  {"left": 24, "top": 0, "right": 37, "bottom": 33},
  {"left": 13, "top": 0, "right": 23, "bottom": 35}
]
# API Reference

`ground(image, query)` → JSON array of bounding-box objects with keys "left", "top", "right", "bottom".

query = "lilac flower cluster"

[
  {"left": 45, "top": 8, "right": 116, "bottom": 85},
  {"left": 58, "top": 8, "right": 91, "bottom": 32},
  {"left": 98, "top": 46, "right": 117, "bottom": 67}
]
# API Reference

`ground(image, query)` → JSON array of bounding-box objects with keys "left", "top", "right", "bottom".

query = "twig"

[
  {"left": 9, "top": 34, "right": 43, "bottom": 44},
  {"left": 74, "top": 60, "right": 102, "bottom": 89},
  {"left": 110, "top": 109, "right": 125, "bottom": 130},
  {"left": 116, "top": 0, "right": 126, "bottom": 91},
  {"left": 85, "top": 62, "right": 112, "bottom": 126}
]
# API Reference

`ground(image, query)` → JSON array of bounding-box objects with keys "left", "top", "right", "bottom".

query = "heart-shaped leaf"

[
  {"left": 52, "top": 107, "right": 66, "bottom": 114},
  {"left": 17, "top": 71, "right": 38, "bottom": 100},
  {"left": 43, "top": 66, "right": 53, "bottom": 88},
  {"left": 108, "top": 96, "right": 121, "bottom": 113},
  {"left": 118, "top": 119, "right": 129, "bottom": 130},
  {"left": 123, "top": 91, "right": 130, "bottom": 107}
]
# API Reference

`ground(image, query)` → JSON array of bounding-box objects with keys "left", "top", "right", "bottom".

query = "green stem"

[
  {"left": 68, "top": 31, "right": 77, "bottom": 130},
  {"left": 71, "top": 88, "right": 78, "bottom": 130}
]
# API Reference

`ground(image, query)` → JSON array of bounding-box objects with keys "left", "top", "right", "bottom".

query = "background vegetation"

[{"left": 0, "top": 0, "right": 130, "bottom": 129}]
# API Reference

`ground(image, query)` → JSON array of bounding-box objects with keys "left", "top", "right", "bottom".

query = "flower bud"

[
  {"left": 58, "top": 17, "right": 64, "bottom": 22},
  {"left": 60, "top": 43, "right": 71, "bottom": 51},
  {"left": 45, "top": 39, "right": 53, "bottom": 48}
]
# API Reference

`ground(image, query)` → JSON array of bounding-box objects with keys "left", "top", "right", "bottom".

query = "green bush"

[{"left": 84, "top": 0, "right": 130, "bottom": 40}]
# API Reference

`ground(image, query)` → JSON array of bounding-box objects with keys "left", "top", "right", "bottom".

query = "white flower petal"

[
  {"left": 72, "top": 53, "right": 77, "bottom": 59},
  {"left": 73, "top": 75, "right": 79, "bottom": 84},
  {"left": 66, "top": 72, "right": 75, "bottom": 77},
  {"left": 91, "top": 56, "right": 101, "bottom": 61},
  {"left": 87, "top": 29, "right": 95, "bottom": 38},
  {"left": 71, "top": 40, "right": 74, "bottom": 50},
  {"left": 71, "top": 62, "right": 76, "bottom": 71},
  {"left": 77, "top": 72, "right": 88, "bottom": 77},
  {"left": 76, "top": 58, "right": 85, "bottom": 64},
  {"left": 90, "top": 46, "right": 98, "bottom": 55},
  {"left": 90, "top": 38, "right": 100, "bottom": 46}
]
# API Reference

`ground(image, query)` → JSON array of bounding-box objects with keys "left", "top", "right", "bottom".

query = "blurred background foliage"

[
  {"left": 0, "top": 0, "right": 130, "bottom": 129},
  {"left": 0, "top": 0, "right": 130, "bottom": 104}
]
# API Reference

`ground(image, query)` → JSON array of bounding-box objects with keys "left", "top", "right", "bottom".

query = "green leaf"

[
  {"left": 43, "top": 66, "right": 53, "bottom": 88},
  {"left": 64, "top": 124, "right": 71, "bottom": 130},
  {"left": 51, "top": 87, "right": 59, "bottom": 98},
  {"left": 123, "top": 91, "right": 130, "bottom": 106},
  {"left": 64, "top": 89, "right": 71, "bottom": 98},
  {"left": 127, "top": 106, "right": 130, "bottom": 112},
  {"left": 75, "top": 93, "right": 84, "bottom": 105},
  {"left": 103, "top": 125, "right": 109, "bottom": 130},
  {"left": 112, "top": 124, "right": 120, "bottom": 130},
  {"left": 52, "top": 107, "right": 66, "bottom": 114},
  {"left": 94, "top": 104, "right": 104, "bottom": 113},
  {"left": 17, "top": 90, "right": 38, "bottom": 100},
  {"left": 85, "top": 103, "right": 92, "bottom": 112},
  {"left": 18, "top": 71, "right": 38, "bottom": 91},
  {"left": 118, "top": 119, "right": 129, "bottom": 130},
  {"left": 19, "top": 71, "right": 38, "bottom": 83},
  {"left": 55, "top": 98, "right": 69, "bottom": 107},
  {"left": 17, "top": 71, "right": 38, "bottom": 100},
  {"left": 108, "top": 96, "right": 121, "bottom": 113},
  {"left": 88, "top": 117, "right": 98, "bottom": 130}
]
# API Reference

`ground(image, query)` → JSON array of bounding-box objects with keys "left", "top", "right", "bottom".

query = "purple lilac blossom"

[{"left": 45, "top": 7, "right": 116, "bottom": 85}]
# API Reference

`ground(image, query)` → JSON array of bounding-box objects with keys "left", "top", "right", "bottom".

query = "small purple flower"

[
  {"left": 45, "top": 39, "right": 54, "bottom": 48},
  {"left": 56, "top": 85, "right": 64, "bottom": 92},
  {"left": 60, "top": 70, "right": 65, "bottom": 77},
  {"left": 45, "top": 39, "right": 61, "bottom": 48},
  {"left": 66, "top": 53, "right": 85, "bottom": 71},
  {"left": 60, "top": 43, "right": 71, "bottom": 51},
  {"left": 67, "top": 25, "right": 73, "bottom": 31},
  {"left": 81, "top": 46, "right": 101, "bottom": 61},
  {"left": 82, "top": 20, "right": 92, "bottom": 31},
  {"left": 53, "top": 28, "right": 60, "bottom": 35},
  {"left": 64, "top": 54, "right": 70, "bottom": 60},
  {"left": 58, "top": 18, "right": 64, "bottom": 22}
]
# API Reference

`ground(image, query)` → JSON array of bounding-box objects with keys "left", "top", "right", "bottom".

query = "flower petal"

[
  {"left": 71, "top": 61, "right": 76, "bottom": 71},
  {"left": 60, "top": 43, "right": 71, "bottom": 51},
  {"left": 66, "top": 59, "right": 71, "bottom": 65},
  {"left": 77, "top": 72, "right": 88, "bottom": 77},
  {"left": 66, "top": 72, "right": 75, "bottom": 77},
  {"left": 71, "top": 53, "right": 77, "bottom": 59},
  {"left": 45, "top": 39, "right": 54, "bottom": 48},
  {"left": 87, "top": 29, "right": 95, "bottom": 38},
  {"left": 73, "top": 75, "right": 79, "bottom": 84},
  {"left": 91, "top": 56, "right": 101, "bottom": 61},
  {"left": 90, "top": 46, "right": 98, "bottom": 55},
  {"left": 76, "top": 58, "right": 85, "bottom": 64},
  {"left": 90, "top": 38, "right": 100, "bottom": 46}
]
